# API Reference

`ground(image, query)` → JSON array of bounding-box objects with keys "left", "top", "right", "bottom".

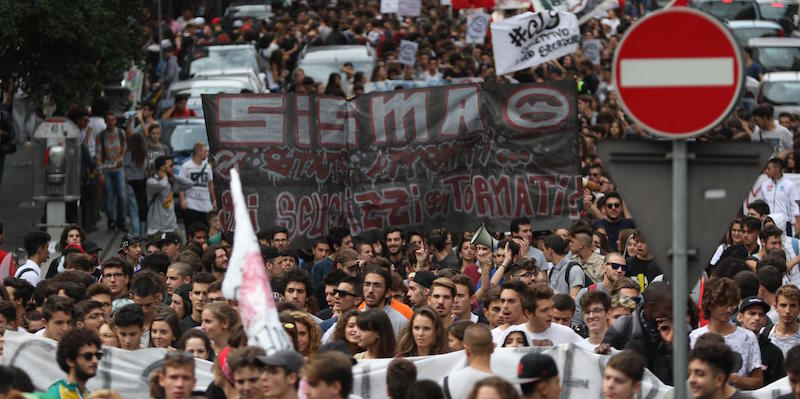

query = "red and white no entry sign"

[{"left": 612, "top": 7, "right": 744, "bottom": 139}]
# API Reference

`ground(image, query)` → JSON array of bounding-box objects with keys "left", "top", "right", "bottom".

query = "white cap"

[
  {"left": 192, "top": 17, "right": 206, "bottom": 25},
  {"left": 233, "top": 20, "right": 244, "bottom": 28},
  {"left": 160, "top": 39, "right": 173, "bottom": 49}
]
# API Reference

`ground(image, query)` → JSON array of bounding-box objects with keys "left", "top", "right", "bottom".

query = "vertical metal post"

[
  {"left": 672, "top": 139, "right": 688, "bottom": 399},
  {"left": 158, "top": 0, "right": 164, "bottom": 66}
]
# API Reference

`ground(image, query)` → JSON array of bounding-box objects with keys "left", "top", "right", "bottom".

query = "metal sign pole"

[
  {"left": 158, "top": 0, "right": 164, "bottom": 66},
  {"left": 672, "top": 139, "right": 689, "bottom": 399}
]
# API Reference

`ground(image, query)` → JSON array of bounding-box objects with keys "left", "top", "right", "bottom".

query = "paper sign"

[
  {"left": 398, "top": 0, "right": 422, "bottom": 16},
  {"left": 381, "top": 0, "right": 399, "bottom": 14},
  {"left": 490, "top": 11, "right": 580, "bottom": 75},
  {"left": 398, "top": 40, "right": 419, "bottom": 65},
  {"left": 466, "top": 11, "right": 491, "bottom": 44},
  {"left": 582, "top": 39, "right": 603, "bottom": 65}
]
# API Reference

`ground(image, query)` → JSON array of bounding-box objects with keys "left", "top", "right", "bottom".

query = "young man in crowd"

[
  {"left": 509, "top": 217, "right": 548, "bottom": 269},
  {"left": 442, "top": 323, "right": 494, "bottom": 399},
  {"left": 360, "top": 265, "right": 408, "bottom": 335},
  {"left": 573, "top": 252, "right": 627, "bottom": 325},
  {"left": 311, "top": 228, "right": 351, "bottom": 289},
  {"left": 302, "top": 351, "right": 353, "bottom": 399},
  {"left": 690, "top": 277, "right": 763, "bottom": 389},
  {"left": 781, "top": 346, "right": 800, "bottom": 399},
  {"left": 86, "top": 283, "right": 113, "bottom": 316},
  {"left": 688, "top": 339, "right": 747, "bottom": 399},
  {"left": 114, "top": 304, "right": 145, "bottom": 350},
  {"left": 769, "top": 284, "right": 800, "bottom": 358},
  {"left": 320, "top": 275, "right": 362, "bottom": 337},
  {"left": 49, "top": 328, "right": 104, "bottom": 398},
  {"left": 74, "top": 300, "right": 105, "bottom": 333},
  {"left": 491, "top": 280, "right": 527, "bottom": 343},
  {"left": 737, "top": 296, "right": 786, "bottom": 385},
  {"left": 129, "top": 271, "right": 165, "bottom": 347},
  {"left": 384, "top": 228, "right": 407, "bottom": 274},
  {"left": 428, "top": 277, "right": 456, "bottom": 328},
  {"left": 3, "top": 278, "right": 33, "bottom": 327},
  {"left": 258, "top": 349, "right": 304, "bottom": 399},
  {"left": 451, "top": 274, "right": 486, "bottom": 323},
  {"left": 482, "top": 288, "right": 504, "bottom": 329},
  {"left": 181, "top": 271, "right": 215, "bottom": 331},
  {"left": 229, "top": 346, "right": 268, "bottom": 399},
  {"left": 569, "top": 229, "right": 604, "bottom": 283},
  {"left": 178, "top": 142, "right": 216, "bottom": 238},
  {"left": 101, "top": 258, "right": 131, "bottom": 301},
  {"left": 165, "top": 262, "right": 193, "bottom": 296},
  {"left": 38, "top": 295, "right": 74, "bottom": 342},
  {"left": 518, "top": 283, "right": 582, "bottom": 346},
  {"left": 282, "top": 268, "right": 316, "bottom": 316},
  {"left": 577, "top": 290, "right": 611, "bottom": 351},
  {"left": 159, "top": 351, "right": 197, "bottom": 399},
  {"left": 552, "top": 294, "right": 576, "bottom": 328},
  {"left": 16, "top": 231, "right": 50, "bottom": 286},
  {"left": 386, "top": 358, "right": 417, "bottom": 399},
  {"left": 518, "top": 352, "right": 562, "bottom": 399},
  {"left": 407, "top": 270, "right": 435, "bottom": 309},
  {"left": 602, "top": 350, "right": 645, "bottom": 399},
  {"left": 543, "top": 234, "right": 586, "bottom": 299},
  {"left": 118, "top": 235, "right": 142, "bottom": 272}
]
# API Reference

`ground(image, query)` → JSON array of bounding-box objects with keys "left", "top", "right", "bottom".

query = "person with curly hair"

[
  {"left": 49, "top": 327, "right": 104, "bottom": 399},
  {"left": 290, "top": 310, "right": 322, "bottom": 356}
]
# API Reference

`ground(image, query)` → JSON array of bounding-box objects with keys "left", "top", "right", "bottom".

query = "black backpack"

[{"left": 565, "top": 261, "right": 595, "bottom": 288}]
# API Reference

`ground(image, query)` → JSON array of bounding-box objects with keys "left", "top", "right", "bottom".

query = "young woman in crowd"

[
  {"left": 177, "top": 329, "right": 214, "bottom": 361},
  {"left": 98, "top": 317, "right": 120, "bottom": 348},
  {"left": 354, "top": 309, "right": 396, "bottom": 360},
  {"left": 332, "top": 309, "right": 361, "bottom": 355},
  {"left": 447, "top": 320, "right": 473, "bottom": 352},
  {"left": 201, "top": 301, "right": 240, "bottom": 354},
  {"left": 170, "top": 284, "right": 192, "bottom": 320},
  {"left": 458, "top": 241, "right": 480, "bottom": 285},
  {"left": 149, "top": 307, "right": 181, "bottom": 349},
  {"left": 397, "top": 306, "right": 448, "bottom": 357},
  {"left": 46, "top": 224, "right": 86, "bottom": 278},
  {"left": 290, "top": 311, "right": 322, "bottom": 357}
]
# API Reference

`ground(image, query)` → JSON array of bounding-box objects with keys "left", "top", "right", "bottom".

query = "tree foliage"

[{"left": 0, "top": 0, "right": 144, "bottom": 112}]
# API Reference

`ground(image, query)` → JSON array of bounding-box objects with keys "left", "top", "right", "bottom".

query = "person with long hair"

[
  {"left": 149, "top": 307, "right": 182, "bottom": 349},
  {"left": 170, "top": 284, "right": 192, "bottom": 320},
  {"left": 290, "top": 311, "right": 322, "bottom": 357},
  {"left": 201, "top": 301, "right": 240, "bottom": 354},
  {"left": 397, "top": 306, "right": 448, "bottom": 357},
  {"left": 332, "top": 309, "right": 361, "bottom": 355},
  {"left": 46, "top": 224, "right": 86, "bottom": 278},
  {"left": 324, "top": 73, "right": 344, "bottom": 96},
  {"left": 176, "top": 329, "right": 215, "bottom": 361},
  {"left": 123, "top": 132, "right": 148, "bottom": 236},
  {"left": 457, "top": 241, "right": 480, "bottom": 285},
  {"left": 98, "top": 317, "right": 120, "bottom": 348},
  {"left": 354, "top": 309, "right": 396, "bottom": 359}
]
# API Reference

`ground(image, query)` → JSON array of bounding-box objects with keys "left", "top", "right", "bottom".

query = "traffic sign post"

[{"left": 611, "top": 7, "right": 746, "bottom": 397}]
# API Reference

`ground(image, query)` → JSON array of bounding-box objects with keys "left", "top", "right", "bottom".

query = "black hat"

[
  {"left": 118, "top": 234, "right": 142, "bottom": 253},
  {"left": 160, "top": 232, "right": 180, "bottom": 245},
  {"left": 518, "top": 353, "right": 559, "bottom": 384},
  {"left": 261, "top": 245, "right": 280, "bottom": 262},
  {"left": 82, "top": 240, "right": 102, "bottom": 254},
  {"left": 739, "top": 296, "right": 770, "bottom": 313},
  {"left": 410, "top": 271, "right": 436, "bottom": 289},
  {"left": 256, "top": 350, "right": 304, "bottom": 373}
]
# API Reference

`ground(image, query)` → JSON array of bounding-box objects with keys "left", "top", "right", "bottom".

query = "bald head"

[{"left": 463, "top": 323, "right": 494, "bottom": 356}]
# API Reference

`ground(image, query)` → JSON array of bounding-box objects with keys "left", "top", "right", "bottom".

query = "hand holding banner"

[
  {"left": 222, "top": 168, "right": 293, "bottom": 355},
  {"left": 490, "top": 11, "right": 580, "bottom": 75}
]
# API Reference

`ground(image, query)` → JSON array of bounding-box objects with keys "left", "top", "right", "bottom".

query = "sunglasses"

[
  {"left": 606, "top": 203, "right": 621, "bottom": 209},
  {"left": 333, "top": 289, "right": 360, "bottom": 298},
  {"left": 607, "top": 262, "right": 628, "bottom": 272},
  {"left": 79, "top": 351, "right": 104, "bottom": 361}
]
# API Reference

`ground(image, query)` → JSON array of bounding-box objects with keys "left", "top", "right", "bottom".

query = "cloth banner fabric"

[
  {"left": 222, "top": 169, "right": 294, "bottom": 354},
  {"left": 466, "top": 11, "right": 492, "bottom": 44},
  {"left": 491, "top": 11, "right": 580, "bottom": 76},
  {"left": 363, "top": 77, "right": 484, "bottom": 93},
  {"left": 532, "top": 0, "right": 590, "bottom": 13},
  {"left": 398, "top": 40, "right": 419, "bottom": 65},
  {"left": 350, "top": 344, "right": 790, "bottom": 399},
  {"left": 202, "top": 81, "right": 580, "bottom": 247},
  {"left": 2, "top": 331, "right": 214, "bottom": 399}
]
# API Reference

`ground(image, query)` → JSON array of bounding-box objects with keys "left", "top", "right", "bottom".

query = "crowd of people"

[{"left": 1, "top": 0, "right": 800, "bottom": 398}]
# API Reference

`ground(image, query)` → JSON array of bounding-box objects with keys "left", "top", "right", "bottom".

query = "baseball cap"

[
  {"left": 257, "top": 350, "right": 304, "bottom": 373},
  {"left": 118, "top": 234, "right": 142, "bottom": 253},
  {"left": 518, "top": 353, "right": 559, "bottom": 384},
  {"left": 410, "top": 271, "right": 436, "bottom": 289},
  {"left": 739, "top": 296, "right": 770, "bottom": 313},
  {"left": 82, "top": 240, "right": 102, "bottom": 254},
  {"left": 160, "top": 232, "right": 180, "bottom": 245},
  {"left": 64, "top": 243, "right": 84, "bottom": 254}
]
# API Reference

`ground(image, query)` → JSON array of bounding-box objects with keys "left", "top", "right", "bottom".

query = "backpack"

[{"left": 565, "top": 261, "right": 595, "bottom": 288}]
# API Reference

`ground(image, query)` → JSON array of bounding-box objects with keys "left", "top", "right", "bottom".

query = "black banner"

[{"left": 203, "top": 81, "right": 581, "bottom": 244}]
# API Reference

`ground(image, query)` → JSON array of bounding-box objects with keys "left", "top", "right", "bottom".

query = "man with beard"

[
  {"left": 48, "top": 328, "right": 105, "bottom": 398},
  {"left": 384, "top": 229, "right": 408, "bottom": 275},
  {"left": 203, "top": 245, "right": 229, "bottom": 280},
  {"left": 573, "top": 253, "right": 626, "bottom": 326}
]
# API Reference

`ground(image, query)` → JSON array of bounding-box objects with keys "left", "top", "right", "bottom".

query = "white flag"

[
  {"left": 490, "top": 11, "right": 580, "bottom": 76},
  {"left": 222, "top": 169, "right": 293, "bottom": 355}
]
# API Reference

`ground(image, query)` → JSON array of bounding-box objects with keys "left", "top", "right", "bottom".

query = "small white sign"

[
  {"left": 398, "top": 40, "right": 419, "bottom": 65},
  {"left": 466, "top": 11, "right": 491, "bottom": 44}
]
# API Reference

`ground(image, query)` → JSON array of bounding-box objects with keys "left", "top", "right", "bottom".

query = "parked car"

[
  {"left": 748, "top": 37, "right": 800, "bottom": 71},
  {"left": 755, "top": 0, "right": 799, "bottom": 35},
  {"left": 192, "top": 67, "right": 268, "bottom": 93},
  {"left": 187, "top": 44, "right": 263, "bottom": 78},
  {"left": 758, "top": 71, "right": 800, "bottom": 116},
  {"left": 297, "top": 45, "right": 377, "bottom": 85},
  {"left": 694, "top": 0, "right": 760, "bottom": 21},
  {"left": 726, "top": 20, "right": 784, "bottom": 47},
  {"left": 158, "top": 118, "right": 210, "bottom": 176},
  {"left": 222, "top": 2, "right": 274, "bottom": 32}
]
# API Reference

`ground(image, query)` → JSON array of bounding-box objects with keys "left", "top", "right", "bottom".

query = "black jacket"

[
  {"left": 759, "top": 333, "right": 786, "bottom": 385},
  {"left": 602, "top": 307, "right": 681, "bottom": 385}
]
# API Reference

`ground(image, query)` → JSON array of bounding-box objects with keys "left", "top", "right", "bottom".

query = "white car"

[
  {"left": 160, "top": 79, "right": 250, "bottom": 118},
  {"left": 747, "top": 37, "right": 800, "bottom": 71},
  {"left": 758, "top": 71, "right": 800, "bottom": 116},
  {"left": 191, "top": 68, "right": 268, "bottom": 93},
  {"left": 297, "top": 45, "right": 377, "bottom": 85},
  {"left": 726, "top": 20, "right": 784, "bottom": 47}
]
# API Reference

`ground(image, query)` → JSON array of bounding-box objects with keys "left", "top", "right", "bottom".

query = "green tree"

[{"left": 0, "top": 0, "right": 144, "bottom": 113}]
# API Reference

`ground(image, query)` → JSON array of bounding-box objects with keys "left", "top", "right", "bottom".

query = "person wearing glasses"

[
  {"left": 592, "top": 192, "right": 634, "bottom": 252},
  {"left": 319, "top": 276, "right": 363, "bottom": 343},
  {"left": 49, "top": 328, "right": 105, "bottom": 398},
  {"left": 575, "top": 290, "right": 612, "bottom": 352},
  {"left": 572, "top": 252, "right": 627, "bottom": 326}
]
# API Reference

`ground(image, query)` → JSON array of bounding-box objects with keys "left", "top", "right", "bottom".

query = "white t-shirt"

[
  {"left": 179, "top": 158, "right": 213, "bottom": 212},
  {"left": 752, "top": 123, "right": 793, "bottom": 153},
  {"left": 768, "top": 324, "right": 800, "bottom": 358},
  {"left": 442, "top": 367, "right": 494, "bottom": 399},
  {"left": 522, "top": 322, "right": 582, "bottom": 346},
  {"left": 575, "top": 337, "right": 602, "bottom": 352},
  {"left": 15, "top": 259, "right": 41, "bottom": 286},
  {"left": 690, "top": 325, "right": 762, "bottom": 376}
]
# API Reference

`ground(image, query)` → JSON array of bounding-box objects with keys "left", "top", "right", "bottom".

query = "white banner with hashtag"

[{"left": 490, "top": 11, "right": 580, "bottom": 76}]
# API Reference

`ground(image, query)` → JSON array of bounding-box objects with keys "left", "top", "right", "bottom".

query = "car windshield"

[
  {"left": 189, "top": 47, "right": 260, "bottom": 76},
  {"left": 761, "top": 80, "right": 800, "bottom": 104},
  {"left": 167, "top": 124, "right": 209, "bottom": 153},
  {"left": 731, "top": 27, "right": 781, "bottom": 46},
  {"left": 753, "top": 46, "right": 800, "bottom": 70},
  {"left": 301, "top": 61, "right": 374, "bottom": 85},
  {"left": 170, "top": 85, "right": 243, "bottom": 98},
  {"left": 758, "top": 2, "right": 799, "bottom": 19},
  {"left": 228, "top": 4, "right": 272, "bottom": 18},
  {"left": 697, "top": 1, "right": 758, "bottom": 19}
]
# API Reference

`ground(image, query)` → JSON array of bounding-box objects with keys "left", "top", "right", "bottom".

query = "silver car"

[
  {"left": 747, "top": 37, "right": 800, "bottom": 71},
  {"left": 297, "top": 45, "right": 377, "bottom": 85},
  {"left": 758, "top": 71, "right": 800, "bottom": 116}
]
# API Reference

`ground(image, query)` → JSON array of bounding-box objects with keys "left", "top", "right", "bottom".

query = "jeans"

[
  {"left": 127, "top": 185, "right": 142, "bottom": 236},
  {"left": 103, "top": 170, "right": 126, "bottom": 226}
]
